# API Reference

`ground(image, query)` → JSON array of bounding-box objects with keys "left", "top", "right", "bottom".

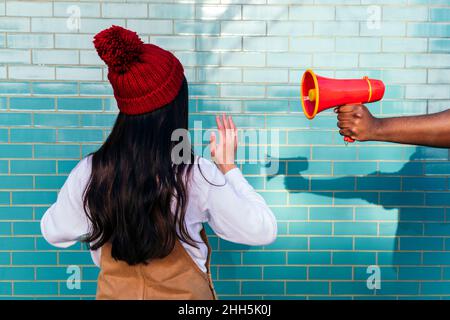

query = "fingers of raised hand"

[
  {"left": 229, "top": 116, "right": 238, "bottom": 149},
  {"left": 216, "top": 115, "right": 225, "bottom": 142},
  {"left": 210, "top": 131, "right": 217, "bottom": 158}
]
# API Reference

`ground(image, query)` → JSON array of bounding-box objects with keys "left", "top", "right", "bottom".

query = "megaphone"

[{"left": 300, "top": 69, "right": 385, "bottom": 142}]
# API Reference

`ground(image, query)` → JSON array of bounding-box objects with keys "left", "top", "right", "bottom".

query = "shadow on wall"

[{"left": 267, "top": 145, "right": 449, "bottom": 267}]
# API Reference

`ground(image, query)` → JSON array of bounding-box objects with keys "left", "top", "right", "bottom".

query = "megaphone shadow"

[{"left": 266, "top": 146, "right": 448, "bottom": 268}]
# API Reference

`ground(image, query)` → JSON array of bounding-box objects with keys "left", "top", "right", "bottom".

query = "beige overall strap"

[{"left": 200, "top": 227, "right": 218, "bottom": 300}]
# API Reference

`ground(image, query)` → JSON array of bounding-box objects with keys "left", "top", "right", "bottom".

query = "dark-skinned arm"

[{"left": 336, "top": 104, "right": 450, "bottom": 148}]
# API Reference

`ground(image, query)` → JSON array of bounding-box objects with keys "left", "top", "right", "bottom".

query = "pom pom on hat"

[
  {"left": 93, "top": 25, "right": 185, "bottom": 115},
  {"left": 93, "top": 25, "right": 144, "bottom": 73}
]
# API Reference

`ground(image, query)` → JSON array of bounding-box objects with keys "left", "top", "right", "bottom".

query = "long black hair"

[{"left": 82, "top": 77, "right": 197, "bottom": 265}]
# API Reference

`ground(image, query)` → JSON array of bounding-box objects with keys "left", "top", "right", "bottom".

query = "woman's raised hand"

[{"left": 210, "top": 114, "right": 238, "bottom": 174}]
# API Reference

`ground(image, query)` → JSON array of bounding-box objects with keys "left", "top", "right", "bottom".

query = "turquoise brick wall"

[{"left": 0, "top": 0, "right": 449, "bottom": 299}]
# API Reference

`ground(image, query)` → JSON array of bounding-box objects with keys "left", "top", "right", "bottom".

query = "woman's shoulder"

[
  {"left": 76, "top": 154, "right": 93, "bottom": 173},
  {"left": 66, "top": 154, "right": 93, "bottom": 185}
]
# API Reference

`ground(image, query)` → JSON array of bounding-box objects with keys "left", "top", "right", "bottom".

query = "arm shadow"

[{"left": 265, "top": 146, "right": 449, "bottom": 267}]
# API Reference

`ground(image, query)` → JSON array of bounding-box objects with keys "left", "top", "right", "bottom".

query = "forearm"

[{"left": 370, "top": 110, "right": 450, "bottom": 148}]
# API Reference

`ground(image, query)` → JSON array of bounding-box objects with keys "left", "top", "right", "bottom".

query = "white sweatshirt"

[{"left": 40, "top": 155, "right": 277, "bottom": 272}]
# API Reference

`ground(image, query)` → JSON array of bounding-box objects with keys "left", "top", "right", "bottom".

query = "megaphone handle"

[
  {"left": 342, "top": 100, "right": 364, "bottom": 143},
  {"left": 344, "top": 136, "right": 355, "bottom": 143}
]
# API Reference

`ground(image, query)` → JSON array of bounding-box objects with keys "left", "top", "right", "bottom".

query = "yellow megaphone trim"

[
  {"left": 363, "top": 76, "right": 373, "bottom": 103},
  {"left": 301, "top": 69, "right": 320, "bottom": 119}
]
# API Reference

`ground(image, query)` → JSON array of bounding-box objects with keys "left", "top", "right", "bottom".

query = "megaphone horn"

[{"left": 300, "top": 69, "right": 385, "bottom": 120}]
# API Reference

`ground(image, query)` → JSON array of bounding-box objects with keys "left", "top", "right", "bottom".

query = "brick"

[
  {"left": 422, "top": 283, "right": 450, "bottom": 295},
  {"left": 219, "top": 266, "right": 262, "bottom": 280},
  {"left": 11, "top": 160, "right": 55, "bottom": 174},
  {"left": 406, "top": 54, "right": 450, "bottom": 68},
  {"left": 56, "top": 67, "right": 102, "bottom": 81},
  {"left": 382, "top": 38, "right": 427, "bottom": 53},
  {"left": 0, "top": 49, "right": 30, "bottom": 64},
  {"left": 243, "top": 252, "right": 286, "bottom": 265},
  {"left": 336, "top": 37, "right": 381, "bottom": 52},
  {"left": 197, "top": 36, "right": 242, "bottom": 51},
  {"left": 214, "top": 281, "right": 240, "bottom": 295},
  {"left": 310, "top": 237, "right": 353, "bottom": 250},
  {"left": 361, "top": 22, "right": 406, "bottom": 36},
  {"left": 291, "top": 37, "right": 334, "bottom": 52},
  {"left": 10, "top": 129, "right": 56, "bottom": 143},
  {"left": 9, "top": 66, "right": 55, "bottom": 80},
  {"left": 360, "top": 53, "right": 405, "bottom": 68},
  {"left": 408, "top": 23, "right": 450, "bottom": 37},
  {"left": 32, "top": 82, "right": 78, "bottom": 95},
  {"left": 244, "top": 69, "right": 288, "bottom": 83},
  {"left": 13, "top": 252, "right": 57, "bottom": 265},
  {"left": 310, "top": 266, "right": 352, "bottom": 280},
  {"left": 8, "top": 34, "right": 53, "bottom": 49},
  {"left": 264, "top": 266, "right": 306, "bottom": 280},
  {"left": 287, "top": 281, "right": 328, "bottom": 295},
  {"left": 53, "top": 2, "right": 100, "bottom": 17},
  {"left": 335, "top": 222, "right": 377, "bottom": 236},
  {"left": 151, "top": 36, "right": 195, "bottom": 51},
  {"left": 242, "top": 281, "right": 284, "bottom": 294},
  {"left": 244, "top": 36, "right": 288, "bottom": 52},
  {"left": 0, "top": 237, "right": 34, "bottom": 250},
  {"left": 290, "top": 222, "right": 332, "bottom": 235},
  {"left": 127, "top": 20, "right": 172, "bottom": 35},
  {"left": 383, "top": 7, "right": 428, "bottom": 21},
  {"left": 57, "top": 129, "right": 103, "bottom": 143},
  {"left": 288, "top": 252, "right": 331, "bottom": 265},
  {"left": 333, "top": 252, "right": 376, "bottom": 265},
  {"left": 55, "top": 34, "right": 94, "bottom": 49},
  {"left": 221, "top": 21, "right": 266, "bottom": 36},
  {"left": 15, "top": 282, "right": 58, "bottom": 295},
  {"left": 430, "top": 39, "right": 450, "bottom": 53},
  {"left": 290, "top": 5, "right": 335, "bottom": 20},
  {"left": 198, "top": 68, "right": 241, "bottom": 82},
  {"left": 314, "top": 22, "right": 359, "bottom": 36},
  {"left": 58, "top": 98, "right": 103, "bottom": 111},
  {"left": 34, "top": 113, "right": 79, "bottom": 127},
  {"left": 243, "top": 5, "right": 288, "bottom": 20},
  {"left": 430, "top": 7, "right": 450, "bottom": 22},
  {"left": 148, "top": 4, "right": 194, "bottom": 19},
  {"left": 102, "top": 3, "right": 147, "bottom": 18},
  {"left": 175, "top": 21, "right": 220, "bottom": 35},
  {"left": 268, "top": 22, "right": 313, "bottom": 36},
  {"left": 196, "top": 5, "right": 241, "bottom": 20},
  {"left": 400, "top": 237, "right": 443, "bottom": 251},
  {"left": 6, "top": 1, "right": 52, "bottom": 16},
  {"left": 406, "top": 85, "right": 450, "bottom": 99},
  {"left": 429, "top": 69, "right": 450, "bottom": 84},
  {"left": 0, "top": 17, "right": 30, "bottom": 32}
]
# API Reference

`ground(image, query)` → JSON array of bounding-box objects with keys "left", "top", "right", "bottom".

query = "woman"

[{"left": 40, "top": 26, "right": 277, "bottom": 300}]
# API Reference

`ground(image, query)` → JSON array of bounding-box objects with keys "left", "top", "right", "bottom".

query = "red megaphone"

[{"left": 300, "top": 69, "right": 385, "bottom": 142}]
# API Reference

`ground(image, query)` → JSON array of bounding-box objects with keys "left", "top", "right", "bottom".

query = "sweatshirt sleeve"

[
  {"left": 40, "top": 156, "right": 91, "bottom": 248},
  {"left": 195, "top": 158, "right": 277, "bottom": 246}
]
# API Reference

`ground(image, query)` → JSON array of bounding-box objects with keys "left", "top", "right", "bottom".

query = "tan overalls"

[{"left": 96, "top": 228, "right": 217, "bottom": 300}]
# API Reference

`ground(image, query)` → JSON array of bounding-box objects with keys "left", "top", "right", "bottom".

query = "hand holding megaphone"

[
  {"left": 335, "top": 104, "right": 381, "bottom": 142},
  {"left": 300, "top": 69, "right": 385, "bottom": 143}
]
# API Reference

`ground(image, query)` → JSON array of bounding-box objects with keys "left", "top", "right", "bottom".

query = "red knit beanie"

[{"left": 93, "top": 25, "right": 185, "bottom": 115}]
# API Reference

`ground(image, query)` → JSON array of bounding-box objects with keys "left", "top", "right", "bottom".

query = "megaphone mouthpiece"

[{"left": 308, "top": 89, "right": 316, "bottom": 102}]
